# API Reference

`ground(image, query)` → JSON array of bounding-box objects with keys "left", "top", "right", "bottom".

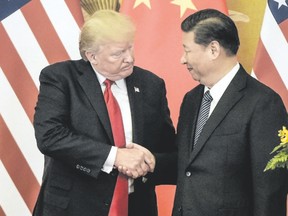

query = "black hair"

[{"left": 181, "top": 9, "right": 240, "bottom": 55}]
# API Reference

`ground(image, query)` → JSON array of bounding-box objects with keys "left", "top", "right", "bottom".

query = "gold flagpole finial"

[{"left": 80, "top": 0, "right": 121, "bottom": 16}]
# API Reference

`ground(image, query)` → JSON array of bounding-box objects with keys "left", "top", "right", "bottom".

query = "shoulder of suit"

[
  {"left": 186, "top": 84, "right": 203, "bottom": 96},
  {"left": 245, "top": 72, "right": 278, "bottom": 96},
  {"left": 41, "top": 59, "right": 87, "bottom": 76},
  {"left": 133, "top": 66, "right": 163, "bottom": 81}
]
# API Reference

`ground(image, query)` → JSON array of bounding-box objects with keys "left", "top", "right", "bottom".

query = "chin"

[
  {"left": 115, "top": 71, "right": 132, "bottom": 80},
  {"left": 190, "top": 73, "right": 197, "bottom": 79},
  {"left": 192, "top": 76, "right": 201, "bottom": 84},
  {"left": 124, "top": 69, "right": 133, "bottom": 76}
]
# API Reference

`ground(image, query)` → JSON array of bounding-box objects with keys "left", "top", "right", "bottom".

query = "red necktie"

[{"left": 104, "top": 79, "right": 128, "bottom": 216}]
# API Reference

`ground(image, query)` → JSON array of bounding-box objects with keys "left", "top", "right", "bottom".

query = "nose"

[
  {"left": 124, "top": 50, "right": 134, "bottom": 63},
  {"left": 180, "top": 53, "right": 187, "bottom": 64}
]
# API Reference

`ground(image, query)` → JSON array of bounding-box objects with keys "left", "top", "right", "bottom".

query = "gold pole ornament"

[{"left": 80, "top": 0, "right": 121, "bottom": 16}]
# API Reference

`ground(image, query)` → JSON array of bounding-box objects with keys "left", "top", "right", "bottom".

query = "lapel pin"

[
  {"left": 142, "top": 177, "right": 148, "bottom": 183},
  {"left": 134, "top": 87, "right": 140, "bottom": 93}
]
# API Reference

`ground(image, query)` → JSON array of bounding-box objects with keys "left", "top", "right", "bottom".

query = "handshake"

[{"left": 114, "top": 143, "right": 155, "bottom": 179}]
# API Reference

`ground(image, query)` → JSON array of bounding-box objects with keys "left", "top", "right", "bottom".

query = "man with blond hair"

[{"left": 33, "top": 10, "right": 176, "bottom": 216}]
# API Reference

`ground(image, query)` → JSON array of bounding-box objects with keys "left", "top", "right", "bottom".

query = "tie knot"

[
  {"left": 104, "top": 79, "right": 113, "bottom": 89},
  {"left": 203, "top": 90, "right": 213, "bottom": 102}
]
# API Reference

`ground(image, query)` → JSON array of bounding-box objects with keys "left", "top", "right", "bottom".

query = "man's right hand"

[{"left": 114, "top": 144, "right": 155, "bottom": 179}]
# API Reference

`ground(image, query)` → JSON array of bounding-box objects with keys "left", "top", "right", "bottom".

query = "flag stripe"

[
  {"left": 0, "top": 161, "right": 31, "bottom": 216},
  {"left": 1, "top": 10, "right": 48, "bottom": 88},
  {"left": 41, "top": 1, "right": 81, "bottom": 60},
  {"left": 0, "top": 206, "right": 5, "bottom": 216},
  {"left": 252, "top": 40, "right": 288, "bottom": 108},
  {"left": 0, "top": 116, "right": 40, "bottom": 213},
  {"left": 21, "top": 0, "right": 70, "bottom": 63},
  {"left": 0, "top": 68, "right": 43, "bottom": 182},
  {"left": 0, "top": 25, "right": 38, "bottom": 122},
  {"left": 64, "top": 0, "right": 84, "bottom": 28},
  {"left": 279, "top": 19, "right": 288, "bottom": 42},
  {"left": 260, "top": 5, "right": 288, "bottom": 89}
]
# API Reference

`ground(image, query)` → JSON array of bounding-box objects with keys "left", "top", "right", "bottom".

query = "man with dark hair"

[{"left": 173, "top": 9, "right": 287, "bottom": 216}]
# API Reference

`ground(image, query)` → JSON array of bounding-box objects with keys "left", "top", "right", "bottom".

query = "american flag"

[
  {"left": 252, "top": 0, "right": 288, "bottom": 111},
  {"left": 0, "top": 1, "right": 83, "bottom": 215}
]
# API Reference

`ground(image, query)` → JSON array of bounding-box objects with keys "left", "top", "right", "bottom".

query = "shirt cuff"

[{"left": 101, "top": 146, "right": 117, "bottom": 173}]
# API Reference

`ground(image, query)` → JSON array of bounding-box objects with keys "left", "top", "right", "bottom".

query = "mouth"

[
  {"left": 187, "top": 67, "right": 193, "bottom": 72},
  {"left": 122, "top": 64, "right": 133, "bottom": 71}
]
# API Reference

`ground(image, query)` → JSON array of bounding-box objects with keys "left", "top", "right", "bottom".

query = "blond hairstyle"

[{"left": 79, "top": 10, "right": 136, "bottom": 60}]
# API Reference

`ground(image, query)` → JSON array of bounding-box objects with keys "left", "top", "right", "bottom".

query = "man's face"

[
  {"left": 92, "top": 41, "right": 135, "bottom": 81},
  {"left": 181, "top": 31, "right": 212, "bottom": 85}
]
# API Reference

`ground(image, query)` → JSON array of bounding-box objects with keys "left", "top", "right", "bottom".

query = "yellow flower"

[
  {"left": 278, "top": 126, "right": 288, "bottom": 144},
  {"left": 264, "top": 126, "right": 288, "bottom": 171}
]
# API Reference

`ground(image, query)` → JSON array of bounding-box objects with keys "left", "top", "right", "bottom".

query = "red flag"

[
  {"left": 0, "top": 1, "right": 83, "bottom": 215},
  {"left": 252, "top": 0, "right": 288, "bottom": 111},
  {"left": 120, "top": 1, "right": 227, "bottom": 215},
  {"left": 120, "top": 0, "right": 228, "bottom": 123}
]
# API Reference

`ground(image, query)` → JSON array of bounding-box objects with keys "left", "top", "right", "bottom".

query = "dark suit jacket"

[
  {"left": 173, "top": 65, "right": 287, "bottom": 216},
  {"left": 33, "top": 59, "right": 176, "bottom": 216}
]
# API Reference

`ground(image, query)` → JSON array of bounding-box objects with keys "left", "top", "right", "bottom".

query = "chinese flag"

[{"left": 120, "top": 1, "right": 227, "bottom": 215}]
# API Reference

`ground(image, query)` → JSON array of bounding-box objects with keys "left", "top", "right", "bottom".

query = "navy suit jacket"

[
  {"left": 173, "top": 65, "right": 287, "bottom": 216},
  {"left": 33, "top": 59, "right": 176, "bottom": 216}
]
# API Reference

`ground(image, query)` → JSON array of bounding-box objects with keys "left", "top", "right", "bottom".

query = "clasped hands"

[{"left": 114, "top": 143, "right": 155, "bottom": 179}]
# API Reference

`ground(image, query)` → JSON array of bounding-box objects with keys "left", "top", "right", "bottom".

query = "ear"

[
  {"left": 209, "top": 40, "right": 220, "bottom": 59},
  {"left": 85, "top": 51, "right": 98, "bottom": 64}
]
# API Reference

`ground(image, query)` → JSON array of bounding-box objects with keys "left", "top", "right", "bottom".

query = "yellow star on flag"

[
  {"left": 171, "top": 0, "right": 197, "bottom": 17},
  {"left": 133, "top": 0, "right": 151, "bottom": 9}
]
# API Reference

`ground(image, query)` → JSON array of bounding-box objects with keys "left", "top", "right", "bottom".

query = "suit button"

[
  {"left": 186, "top": 171, "right": 191, "bottom": 177},
  {"left": 178, "top": 206, "right": 182, "bottom": 212}
]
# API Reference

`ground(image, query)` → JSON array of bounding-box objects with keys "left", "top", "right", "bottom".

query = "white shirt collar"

[{"left": 91, "top": 65, "right": 127, "bottom": 92}]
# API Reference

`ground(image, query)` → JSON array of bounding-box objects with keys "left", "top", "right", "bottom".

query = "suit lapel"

[
  {"left": 189, "top": 67, "right": 247, "bottom": 164},
  {"left": 177, "top": 86, "right": 203, "bottom": 167},
  {"left": 187, "top": 86, "right": 204, "bottom": 153},
  {"left": 76, "top": 60, "right": 114, "bottom": 144},
  {"left": 126, "top": 70, "right": 144, "bottom": 144}
]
